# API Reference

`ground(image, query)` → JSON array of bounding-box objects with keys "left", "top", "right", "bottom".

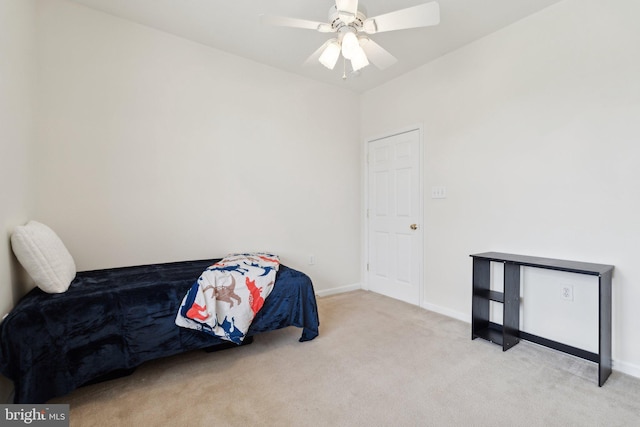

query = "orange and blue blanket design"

[{"left": 175, "top": 253, "right": 280, "bottom": 344}]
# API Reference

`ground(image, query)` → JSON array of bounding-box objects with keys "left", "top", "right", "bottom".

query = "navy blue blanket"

[{"left": 0, "top": 259, "right": 319, "bottom": 403}]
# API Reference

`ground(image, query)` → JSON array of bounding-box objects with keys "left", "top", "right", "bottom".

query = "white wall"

[
  {"left": 34, "top": 0, "right": 362, "bottom": 292},
  {"left": 0, "top": 0, "right": 36, "bottom": 402},
  {"left": 361, "top": 0, "right": 640, "bottom": 375}
]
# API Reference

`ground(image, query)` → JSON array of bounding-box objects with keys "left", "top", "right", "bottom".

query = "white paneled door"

[{"left": 366, "top": 128, "right": 423, "bottom": 306}]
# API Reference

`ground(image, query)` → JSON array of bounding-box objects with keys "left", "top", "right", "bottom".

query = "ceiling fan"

[{"left": 261, "top": 1, "right": 440, "bottom": 76}]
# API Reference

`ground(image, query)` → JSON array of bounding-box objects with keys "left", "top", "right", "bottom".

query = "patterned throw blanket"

[{"left": 175, "top": 253, "right": 280, "bottom": 344}]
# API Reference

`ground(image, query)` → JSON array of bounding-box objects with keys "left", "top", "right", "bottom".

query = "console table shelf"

[
  {"left": 473, "top": 323, "right": 505, "bottom": 347},
  {"left": 470, "top": 252, "right": 614, "bottom": 386},
  {"left": 473, "top": 289, "right": 504, "bottom": 303}
]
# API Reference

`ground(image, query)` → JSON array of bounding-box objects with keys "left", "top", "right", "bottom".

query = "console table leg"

[
  {"left": 503, "top": 262, "right": 520, "bottom": 351},
  {"left": 599, "top": 270, "right": 613, "bottom": 386},
  {"left": 472, "top": 259, "right": 491, "bottom": 340}
]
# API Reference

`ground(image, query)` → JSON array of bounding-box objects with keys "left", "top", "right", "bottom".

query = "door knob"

[{"left": 410, "top": 224, "right": 418, "bottom": 230}]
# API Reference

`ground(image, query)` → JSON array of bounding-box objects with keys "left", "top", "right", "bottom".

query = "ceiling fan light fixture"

[
  {"left": 341, "top": 31, "right": 359, "bottom": 60},
  {"left": 350, "top": 46, "right": 369, "bottom": 71},
  {"left": 318, "top": 40, "right": 341, "bottom": 69}
]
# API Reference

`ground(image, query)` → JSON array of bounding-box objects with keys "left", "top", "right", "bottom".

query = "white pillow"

[{"left": 10, "top": 221, "right": 76, "bottom": 293}]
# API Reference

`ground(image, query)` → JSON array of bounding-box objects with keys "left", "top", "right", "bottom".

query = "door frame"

[{"left": 362, "top": 124, "right": 425, "bottom": 307}]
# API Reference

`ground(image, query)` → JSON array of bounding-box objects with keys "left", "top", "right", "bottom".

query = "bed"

[{"left": 0, "top": 224, "right": 319, "bottom": 404}]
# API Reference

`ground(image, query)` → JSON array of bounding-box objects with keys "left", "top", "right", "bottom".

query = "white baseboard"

[
  {"left": 613, "top": 359, "right": 640, "bottom": 379},
  {"left": 315, "top": 283, "right": 361, "bottom": 298},
  {"left": 422, "top": 301, "right": 470, "bottom": 323}
]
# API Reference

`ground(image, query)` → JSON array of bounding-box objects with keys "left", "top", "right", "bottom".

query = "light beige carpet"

[{"left": 51, "top": 290, "right": 640, "bottom": 426}]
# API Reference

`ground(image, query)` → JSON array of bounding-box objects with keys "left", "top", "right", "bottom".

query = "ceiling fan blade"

[
  {"left": 336, "top": 0, "right": 359, "bottom": 23},
  {"left": 303, "top": 40, "right": 331, "bottom": 67},
  {"left": 360, "top": 39, "right": 397, "bottom": 70},
  {"left": 363, "top": 2, "right": 440, "bottom": 34},
  {"left": 260, "top": 14, "right": 333, "bottom": 33}
]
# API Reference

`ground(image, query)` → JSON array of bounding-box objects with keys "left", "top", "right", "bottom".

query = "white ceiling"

[{"left": 69, "top": 0, "right": 564, "bottom": 93}]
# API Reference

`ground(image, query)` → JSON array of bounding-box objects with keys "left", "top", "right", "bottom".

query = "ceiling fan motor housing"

[{"left": 328, "top": 5, "right": 367, "bottom": 33}]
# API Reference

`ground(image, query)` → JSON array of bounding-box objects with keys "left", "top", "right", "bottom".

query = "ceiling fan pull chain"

[{"left": 342, "top": 57, "right": 347, "bottom": 80}]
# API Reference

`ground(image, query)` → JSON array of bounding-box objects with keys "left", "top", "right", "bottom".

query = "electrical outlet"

[
  {"left": 561, "top": 284, "right": 574, "bottom": 301},
  {"left": 308, "top": 255, "right": 315, "bottom": 265}
]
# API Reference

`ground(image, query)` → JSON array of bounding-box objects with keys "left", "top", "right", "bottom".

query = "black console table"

[{"left": 470, "top": 252, "right": 614, "bottom": 386}]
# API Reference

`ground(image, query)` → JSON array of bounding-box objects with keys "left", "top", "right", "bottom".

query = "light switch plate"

[{"left": 431, "top": 186, "right": 447, "bottom": 199}]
